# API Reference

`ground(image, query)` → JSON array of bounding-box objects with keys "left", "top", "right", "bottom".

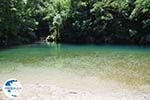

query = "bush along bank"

[{"left": 0, "top": 0, "right": 150, "bottom": 48}]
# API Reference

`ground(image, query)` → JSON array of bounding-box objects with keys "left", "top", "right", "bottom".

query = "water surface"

[{"left": 0, "top": 43, "right": 150, "bottom": 91}]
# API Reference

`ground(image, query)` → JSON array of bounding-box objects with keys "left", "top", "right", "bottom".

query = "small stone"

[{"left": 68, "top": 91, "right": 78, "bottom": 94}]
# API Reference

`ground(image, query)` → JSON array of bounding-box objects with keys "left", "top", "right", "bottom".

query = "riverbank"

[{"left": 0, "top": 80, "right": 150, "bottom": 100}]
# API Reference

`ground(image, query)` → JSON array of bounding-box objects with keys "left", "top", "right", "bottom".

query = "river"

[{"left": 0, "top": 43, "right": 150, "bottom": 100}]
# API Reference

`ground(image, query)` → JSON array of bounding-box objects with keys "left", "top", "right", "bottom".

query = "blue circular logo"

[{"left": 2, "top": 79, "right": 22, "bottom": 98}]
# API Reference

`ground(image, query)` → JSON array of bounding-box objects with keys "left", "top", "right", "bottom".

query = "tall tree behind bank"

[
  {"left": 0, "top": 0, "right": 150, "bottom": 47},
  {"left": 0, "top": 0, "right": 71, "bottom": 47},
  {"left": 0, "top": 0, "right": 39, "bottom": 46},
  {"left": 59, "top": 0, "right": 150, "bottom": 45}
]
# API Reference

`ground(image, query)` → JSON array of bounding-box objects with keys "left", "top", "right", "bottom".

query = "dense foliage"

[{"left": 0, "top": 0, "right": 150, "bottom": 47}]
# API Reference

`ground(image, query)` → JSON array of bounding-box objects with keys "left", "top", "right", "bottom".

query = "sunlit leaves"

[{"left": 130, "top": 0, "right": 150, "bottom": 19}]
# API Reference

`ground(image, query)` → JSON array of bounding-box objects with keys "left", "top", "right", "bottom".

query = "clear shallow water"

[{"left": 0, "top": 43, "right": 150, "bottom": 90}]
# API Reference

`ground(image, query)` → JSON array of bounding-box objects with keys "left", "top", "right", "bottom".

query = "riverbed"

[{"left": 0, "top": 43, "right": 150, "bottom": 100}]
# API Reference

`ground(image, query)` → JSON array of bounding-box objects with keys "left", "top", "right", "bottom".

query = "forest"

[{"left": 0, "top": 0, "right": 150, "bottom": 47}]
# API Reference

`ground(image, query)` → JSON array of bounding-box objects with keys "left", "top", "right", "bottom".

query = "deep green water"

[{"left": 0, "top": 43, "right": 150, "bottom": 88}]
